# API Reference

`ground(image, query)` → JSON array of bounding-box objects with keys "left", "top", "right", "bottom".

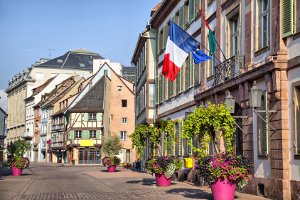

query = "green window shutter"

[
  {"left": 159, "top": 75, "right": 162, "bottom": 103},
  {"left": 169, "top": 80, "right": 174, "bottom": 97},
  {"left": 162, "top": 76, "right": 165, "bottom": 101},
  {"left": 68, "top": 131, "right": 74, "bottom": 140},
  {"left": 82, "top": 130, "right": 89, "bottom": 139},
  {"left": 189, "top": 0, "right": 195, "bottom": 22},
  {"left": 180, "top": 67, "right": 184, "bottom": 91},
  {"left": 185, "top": 58, "right": 190, "bottom": 90},
  {"left": 96, "top": 130, "right": 101, "bottom": 139},
  {"left": 179, "top": 6, "right": 184, "bottom": 28},
  {"left": 282, "top": 0, "right": 293, "bottom": 38},
  {"left": 155, "top": 76, "right": 159, "bottom": 105},
  {"left": 84, "top": 113, "right": 88, "bottom": 121},
  {"left": 96, "top": 113, "right": 102, "bottom": 121},
  {"left": 178, "top": 121, "right": 183, "bottom": 156},
  {"left": 189, "top": 53, "right": 194, "bottom": 87}
]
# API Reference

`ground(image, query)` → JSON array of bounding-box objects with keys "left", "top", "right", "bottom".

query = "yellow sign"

[
  {"left": 80, "top": 140, "right": 94, "bottom": 147},
  {"left": 183, "top": 158, "right": 193, "bottom": 169}
]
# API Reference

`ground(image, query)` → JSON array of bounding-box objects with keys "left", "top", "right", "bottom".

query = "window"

[
  {"left": 149, "top": 84, "right": 155, "bottom": 107},
  {"left": 175, "top": 122, "right": 183, "bottom": 156},
  {"left": 257, "top": 91, "right": 269, "bottom": 157},
  {"left": 257, "top": 0, "right": 269, "bottom": 50},
  {"left": 296, "top": 0, "right": 300, "bottom": 33},
  {"left": 120, "top": 131, "right": 127, "bottom": 140},
  {"left": 294, "top": 85, "right": 300, "bottom": 155},
  {"left": 159, "top": 30, "right": 164, "bottom": 53},
  {"left": 121, "top": 100, "right": 127, "bottom": 107},
  {"left": 90, "top": 130, "right": 96, "bottom": 138},
  {"left": 75, "top": 131, "right": 82, "bottom": 139},
  {"left": 88, "top": 113, "right": 96, "bottom": 121},
  {"left": 122, "top": 118, "right": 127, "bottom": 124},
  {"left": 229, "top": 14, "right": 239, "bottom": 57},
  {"left": 117, "top": 86, "right": 122, "bottom": 91}
]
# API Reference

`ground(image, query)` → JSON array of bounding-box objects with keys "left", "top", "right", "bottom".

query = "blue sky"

[{"left": 0, "top": 0, "right": 159, "bottom": 90}]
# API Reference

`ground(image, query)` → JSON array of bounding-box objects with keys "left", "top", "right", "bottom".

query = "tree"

[
  {"left": 182, "top": 103, "right": 236, "bottom": 158},
  {"left": 102, "top": 136, "right": 122, "bottom": 157}
]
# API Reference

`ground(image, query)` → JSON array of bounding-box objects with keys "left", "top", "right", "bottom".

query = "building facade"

[
  {"left": 5, "top": 49, "right": 101, "bottom": 158},
  {"left": 131, "top": 0, "right": 300, "bottom": 199},
  {"left": 0, "top": 107, "right": 7, "bottom": 163}
]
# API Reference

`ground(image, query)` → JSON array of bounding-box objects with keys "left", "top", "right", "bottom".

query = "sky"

[{"left": 0, "top": 0, "right": 159, "bottom": 90}]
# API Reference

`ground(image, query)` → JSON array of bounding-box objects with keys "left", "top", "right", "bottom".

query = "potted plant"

[
  {"left": 145, "top": 156, "right": 182, "bottom": 187},
  {"left": 102, "top": 156, "right": 121, "bottom": 172},
  {"left": 183, "top": 103, "right": 252, "bottom": 200},
  {"left": 195, "top": 153, "right": 251, "bottom": 199},
  {"left": 122, "top": 162, "right": 131, "bottom": 169},
  {"left": 102, "top": 136, "right": 122, "bottom": 172},
  {"left": 6, "top": 140, "right": 31, "bottom": 176}
]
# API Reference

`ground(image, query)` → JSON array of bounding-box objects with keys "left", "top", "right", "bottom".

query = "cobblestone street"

[{"left": 0, "top": 163, "right": 269, "bottom": 200}]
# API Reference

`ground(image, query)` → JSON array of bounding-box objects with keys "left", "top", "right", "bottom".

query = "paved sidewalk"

[{"left": 0, "top": 163, "right": 270, "bottom": 200}]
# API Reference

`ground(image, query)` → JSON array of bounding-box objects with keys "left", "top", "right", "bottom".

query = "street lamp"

[
  {"left": 249, "top": 81, "right": 262, "bottom": 108},
  {"left": 225, "top": 92, "right": 235, "bottom": 114}
]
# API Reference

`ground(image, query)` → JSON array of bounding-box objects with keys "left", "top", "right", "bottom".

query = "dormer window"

[
  {"left": 57, "top": 59, "right": 63, "bottom": 64},
  {"left": 79, "top": 63, "right": 85, "bottom": 68}
]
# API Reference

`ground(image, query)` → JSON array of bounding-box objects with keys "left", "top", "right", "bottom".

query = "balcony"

[
  {"left": 213, "top": 55, "right": 244, "bottom": 86},
  {"left": 22, "top": 131, "right": 33, "bottom": 139},
  {"left": 51, "top": 124, "right": 64, "bottom": 131}
]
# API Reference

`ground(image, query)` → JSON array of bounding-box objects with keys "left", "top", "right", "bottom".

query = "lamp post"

[
  {"left": 225, "top": 92, "right": 235, "bottom": 114},
  {"left": 249, "top": 81, "right": 262, "bottom": 108}
]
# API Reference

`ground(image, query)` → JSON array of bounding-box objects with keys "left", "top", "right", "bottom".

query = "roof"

[
  {"left": 151, "top": 1, "right": 162, "bottom": 17},
  {"left": 68, "top": 76, "right": 105, "bottom": 112},
  {"left": 25, "top": 76, "right": 56, "bottom": 101},
  {"left": 35, "top": 48, "right": 103, "bottom": 70},
  {"left": 0, "top": 107, "right": 7, "bottom": 116}
]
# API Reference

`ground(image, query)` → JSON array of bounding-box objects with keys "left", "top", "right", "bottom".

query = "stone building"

[
  {"left": 132, "top": 0, "right": 300, "bottom": 199},
  {"left": 0, "top": 107, "right": 7, "bottom": 163}
]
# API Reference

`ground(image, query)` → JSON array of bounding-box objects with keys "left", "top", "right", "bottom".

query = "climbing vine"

[
  {"left": 130, "top": 124, "right": 152, "bottom": 158},
  {"left": 182, "top": 103, "right": 236, "bottom": 158}
]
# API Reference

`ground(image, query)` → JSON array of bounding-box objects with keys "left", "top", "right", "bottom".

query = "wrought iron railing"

[{"left": 213, "top": 55, "right": 243, "bottom": 86}]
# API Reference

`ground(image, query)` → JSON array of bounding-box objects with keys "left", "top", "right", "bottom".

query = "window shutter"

[
  {"left": 189, "top": 0, "right": 195, "bottom": 22},
  {"left": 185, "top": 59, "right": 190, "bottom": 90},
  {"left": 82, "top": 130, "right": 89, "bottom": 139},
  {"left": 190, "top": 53, "right": 194, "bottom": 87},
  {"left": 84, "top": 113, "right": 88, "bottom": 121},
  {"left": 169, "top": 80, "right": 174, "bottom": 97},
  {"left": 180, "top": 67, "right": 184, "bottom": 91},
  {"left": 159, "top": 75, "right": 162, "bottom": 103},
  {"left": 178, "top": 121, "right": 183, "bottom": 156},
  {"left": 155, "top": 76, "right": 159, "bottom": 105},
  {"left": 179, "top": 6, "right": 185, "bottom": 28},
  {"left": 282, "top": 0, "right": 293, "bottom": 38},
  {"left": 68, "top": 131, "right": 74, "bottom": 140},
  {"left": 162, "top": 76, "right": 166, "bottom": 101},
  {"left": 96, "top": 113, "right": 102, "bottom": 122},
  {"left": 96, "top": 130, "right": 101, "bottom": 140}
]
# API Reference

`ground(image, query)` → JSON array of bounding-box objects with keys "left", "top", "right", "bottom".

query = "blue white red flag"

[{"left": 162, "top": 21, "right": 210, "bottom": 82}]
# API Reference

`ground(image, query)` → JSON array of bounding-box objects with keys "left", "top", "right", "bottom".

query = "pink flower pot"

[
  {"left": 211, "top": 179, "right": 236, "bottom": 200},
  {"left": 155, "top": 173, "right": 171, "bottom": 187},
  {"left": 107, "top": 165, "right": 116, "bottom": 172},
  {"left": 11, "top": 165, "right": 23, "bottom": 176}
]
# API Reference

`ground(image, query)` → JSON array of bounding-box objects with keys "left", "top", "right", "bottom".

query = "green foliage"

[
  {"left": 102, "top": 136, "right": 122, "bottom": 157},
  {"left": 130, "top": 124, "right": 153, "bottom": 158},
  {"left": 182, "top": 103, "right": 236, "bottom": 157}
]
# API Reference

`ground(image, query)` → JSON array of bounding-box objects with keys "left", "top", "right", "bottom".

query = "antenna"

[{"left": 48, "top": 48, "right": 55, "bottom": 59}]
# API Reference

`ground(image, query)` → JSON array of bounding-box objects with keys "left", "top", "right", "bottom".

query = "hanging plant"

[
  {"left": 130, "top": 124, "right": 153, "bottom": 158},
  {"left": 182, "top": 103, "right": 236, "bottom": 158}
]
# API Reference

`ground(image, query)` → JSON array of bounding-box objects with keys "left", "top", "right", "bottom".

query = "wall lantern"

[
  {"left": 225, "top": 92, "right": 235, "bottom": 114},
  {"left": 249, "top": 81, "right": 262, "bottom": 108}
]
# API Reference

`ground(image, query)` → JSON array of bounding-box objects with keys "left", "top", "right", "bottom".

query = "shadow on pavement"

[
  {"left": 165, "top": 188, "right": 213, "bottom": 199},
  {"left": 127, "top": 178, "right": 156, "bottom": 186},
  {"left": 0, "top": 166, "right": 12, "bottom": 177}
]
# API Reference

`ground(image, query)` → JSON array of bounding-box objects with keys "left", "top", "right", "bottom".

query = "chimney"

[{"left": 93, "top": 58, "right": 101, "bottom": 74}]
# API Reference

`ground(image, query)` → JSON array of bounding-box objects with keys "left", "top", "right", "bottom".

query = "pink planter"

[
  {"left": 155, "top": 173, "right": 171, "bottom": 187},
  {"left": 11, "top": 165, "right": 23, "bottom": 176},
  {"left": 211, "top": 179, "right": 236, "bottom": 200},
  {"left": 107, "top": 165, "right": 116, "bottom": 172}
]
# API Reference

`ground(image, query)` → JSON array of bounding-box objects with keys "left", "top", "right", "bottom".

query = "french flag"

[{"left": 162, "top": 21, "right": 210, "bottom": 82}]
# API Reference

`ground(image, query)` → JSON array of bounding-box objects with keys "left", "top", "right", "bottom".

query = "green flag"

[{"left": 208, "top": 29, "right": 216, "bottom": 56}]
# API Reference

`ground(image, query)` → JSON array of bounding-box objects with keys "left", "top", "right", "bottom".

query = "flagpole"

[{"left": 196, "top": 4, "right": 227, "bottom": 62}]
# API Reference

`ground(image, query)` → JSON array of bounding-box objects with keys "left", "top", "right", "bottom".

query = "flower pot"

[
  {"left": 11, "top": 165, "right": 23, "bottom": 176},
  {"left": 211, "top": 179, "right": 236, "bottom": 200},
  {"left": 107, "top": 165, "right": 116, "bottom": 172},
  {"left": 155, "top": 173, "right": 171, "bottom": 187}
]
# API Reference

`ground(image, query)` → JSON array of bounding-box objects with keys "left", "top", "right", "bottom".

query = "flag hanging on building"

[
  {"left": 197, "top": 6, "right": 216, "bottom": 56},
  {"left": 162, "top": 21, "right": 210, "bottom": 82}
]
